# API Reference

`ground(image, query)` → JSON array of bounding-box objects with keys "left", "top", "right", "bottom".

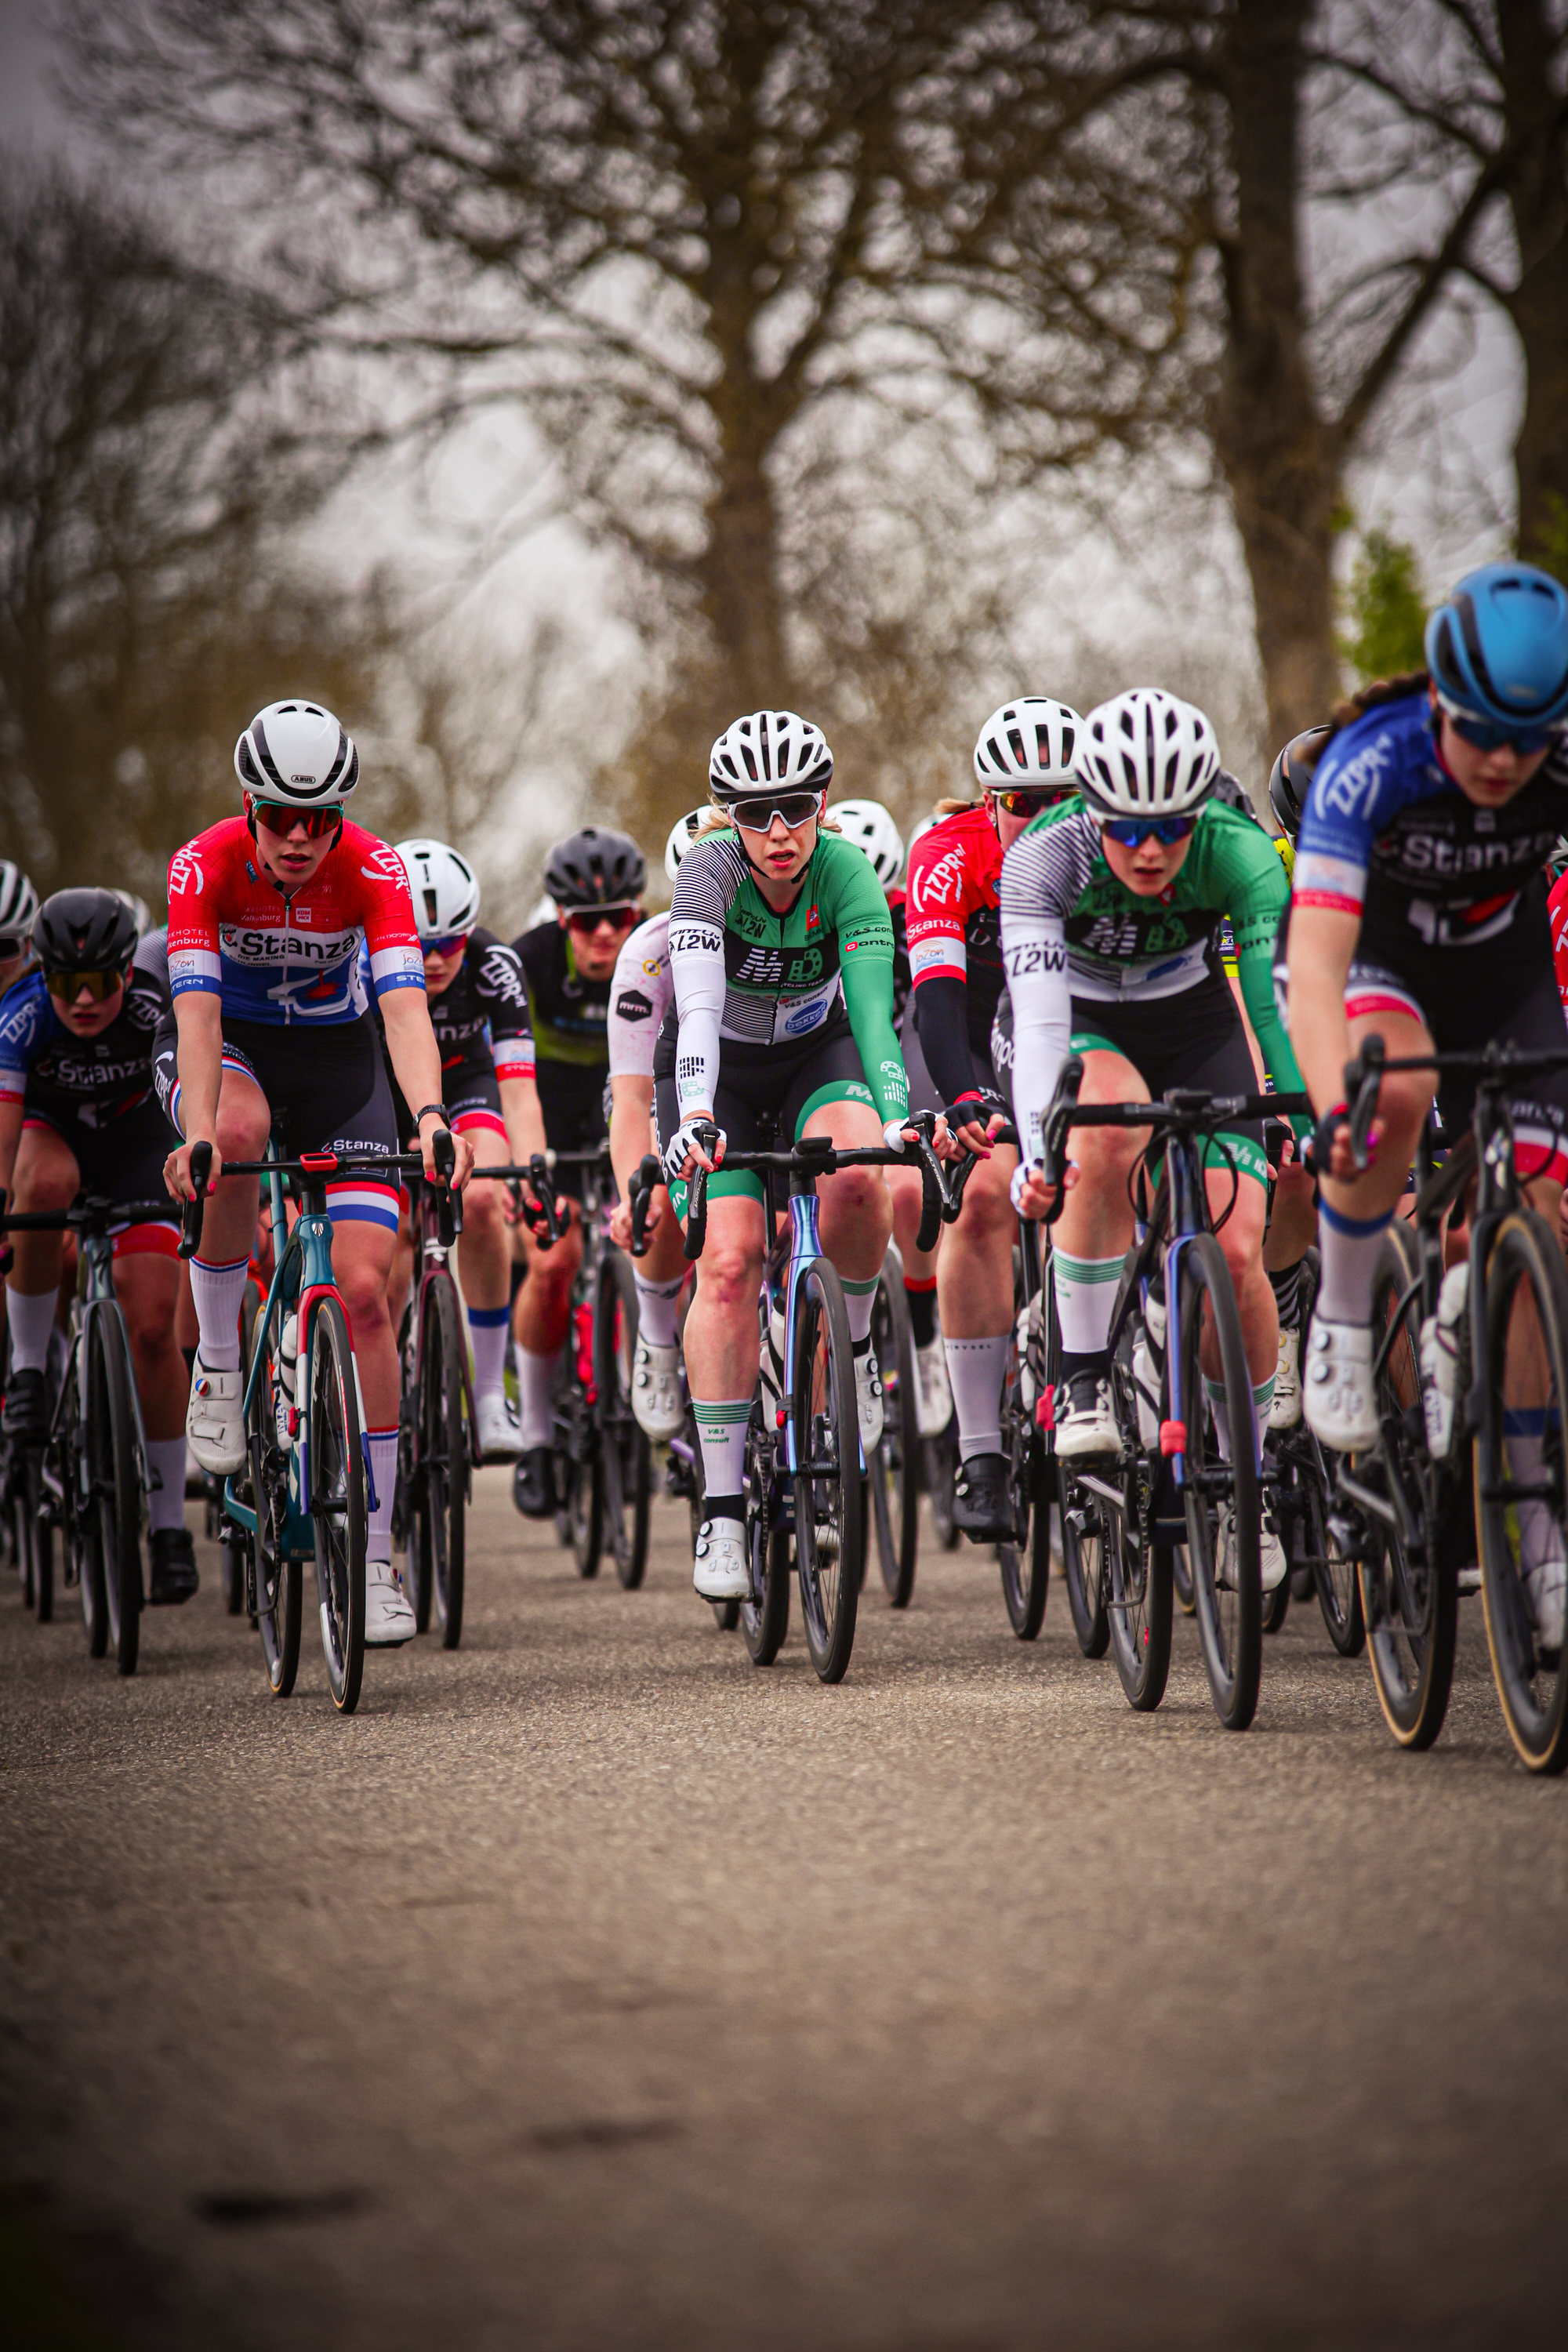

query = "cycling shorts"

[
  {"left": 20, "top": 1098, "right": 180, "bottom": 1256},
  {"left": 994, "top": 972, "right": 1266, "bottom": 1186},
  {"left": 902, "top": 1000, "right": 997, "bottom": 1120},
  {"left": 653, "top": 1009, "right": 877, "bottom": 1215},
  {"left": 392, "top": 1058, "right": 507, "bottom": 1145},
  {"left": 153, "top": 1011, "right": 401, "bottom": 1233},
  {"left": 1274, "top": 936, "right": 1568, "bottom": 1185}
]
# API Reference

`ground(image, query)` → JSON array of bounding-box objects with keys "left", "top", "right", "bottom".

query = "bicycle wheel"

[
  {"left": 1179, "top": 1232, "right": 1262, "bottom": 1731},
  {"left": 792, "top": 1262, "right": 863, "bottom": 1682},
  {"left": 61, "top": 1361, "right": 105, "bottom": 1657},
  {"left": 742, "top": 1399, "right": 791, "bottom": 1663},
  {"left": 1171, "top": 1543, "right": 1195, "bottom": 1614},
  {"left": 1360, "top": 1220, "right": 1456, "bottom": 1749},
  {"left": 87, "top": 1314, "right": 143, "bottom": 1676},
  {"left": 1477, "top": 1210, "right": 1568, "bottom": 1773},
  {"left": 419, "top": 1277, "right": 467, "bottom": 1649},
  {"left": 1261, "top": 1554, "right": 1291, "bottom": 1635},
  {"left": 869, "top": 1256, "right": 919, "bottom": 1607},
  {"left": 22, "top": 1439, "right": 53, "bottom": 1621},
  {"left": 924, "top": 1420, "right": 960, "bottom": 1550},
  {"left": 241, "top": 1301, "right": 300, "bottom": 1694},
  {"left": 997, "top": 1352, "right": 1049, "bottom": 1642},
  {"left": 308, "top": 1295, "right": 367, "bottom": 1715},
  {"left": 1060, "top": 1480, "right": 1111, "bottom": 1657},
  {"left": 596, "top": 1250, "right": 651, "bottom": 1592},
  {"left": 1104, "top": 1310, "right": 1171, "bottom": 1709},
  {"left": 1294, "top": 1432, "right": 1364, "bottom": 1657}
]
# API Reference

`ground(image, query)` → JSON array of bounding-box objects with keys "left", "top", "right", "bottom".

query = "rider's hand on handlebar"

[
  {"left": 419, "top": 1113, "right": 474, "bottom": 1190},
  {"left": 165, "top": 1137, "right": 223, "bottom": 1203},
  {"left": 1009, "top": 1156, "right": 1080, "bottom": 1221},
  {"left": 663, "top": 1118, "right": 724, "bottom": 1185},
  {"left": 1318, "top": 1117, "right": 1384, "bottom": 1185}
]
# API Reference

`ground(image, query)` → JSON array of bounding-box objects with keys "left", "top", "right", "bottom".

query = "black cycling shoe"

[
  {"left": 1, "top": 1367, "right": 45, "bottom": 1441},
  {"left": 952, "top": 1450, "right": 1018, "bottom": 1544},
  {"left": 513, "top": 1445, "right": 556, "bottom": 1520},
  {"left": 149, "top": 1525, "right": 199, "bottom": 1606}
]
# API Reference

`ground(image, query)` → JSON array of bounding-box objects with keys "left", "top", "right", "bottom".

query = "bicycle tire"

[
  {"left": 88, "top": 1313, "right": 143, "bottom": 1676},
  {"left": 869, "top": 1254, "right": 920, "bottom": 1606},
  {"left": 416, "top": 1277, "right": 466, "bottom": 1648},
  {"left": 24, "top": 1440, "right": 53, "bottom": 1621},
  {"left": 741, "top": 1399, "right": 790, "bottom": 1662},
  {"left": 64, "top": 1361, "right": 106, "bottom": 1657},
  {"left": 308, "top": 1295, "right": 367, "bottom": 1715},
  {"left": 1060, "top": 1482, "right": 1112, "bottom": 1657},
  {"left": 924, "top": 1421, "right": 961, "bottom": 1549},
  {"left": 1171, "top": 1542, "right": 1195, "bottom": 1613},
  {"left": 1476, "top": 1210, "right": 1568, "bottom": 1773},
  {"left": 792, "top": 1261, "right": 863, "bottom": 1682},
  {"left": 997, "top": 1343, "right": 1048, "bottom": 1641},
  {"left": 596, "top": 1250, "right": 651, "bottom": 1592},
  {"left": 1360, "top": 1219, "right": 1456, "bottom": 1749},
  {"left": 1300, "top": 1433, "right": 1364, "bottom": 1657},
  {"left": 1104, "top": 1303, "right": 1171, "bottom": 1709},
  {"left": 1179, "top": 1231, "right": 1262, "bottom": 1731},
  {"left": 1261, "top": 1562, "right": 1291, "bottom": 1635},
  {"left": 245, "top": 1305, "right": 300, "bottom": 1697}
]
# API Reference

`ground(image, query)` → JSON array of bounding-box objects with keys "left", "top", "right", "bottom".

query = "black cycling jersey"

[
  {"left": 512, "top": 919, "right": 612, "bottom": 1145},
  {"left": 888, "top": 891, "right": 911, "bottom": 1029},
  {"left": 0, "top": 932, "right": 169, "bottom": 1133},
  {"left": 426, "top": 927, "right": 534, "bottom": 1094}
]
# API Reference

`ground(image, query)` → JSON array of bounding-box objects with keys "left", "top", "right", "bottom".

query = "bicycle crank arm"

[{"left": 1070, "top": 1471, "right": 1127, "bottom": 1515}]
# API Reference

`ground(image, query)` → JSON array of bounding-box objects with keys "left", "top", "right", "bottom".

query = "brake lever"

[
  {"left": 630, "top": 1152, "right": 660, "bottom": 1258},
  {"left": 432, "top": 1127, "right": 462, "bottom": 1247},
  {"left": 526, "top": 1152, "right": 562, "bottom": 1249},
  {"left": 681, "top": 1123, "right": 719, "bottom": 1263},
  {"left": 178, "top": 1140, "right": 213, "bottom": 1261},
  {"left": 1038, "top": 1054, "right": 1084, "bottom": 1227}
]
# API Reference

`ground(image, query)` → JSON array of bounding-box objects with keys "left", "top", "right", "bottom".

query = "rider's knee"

[
  {"left": 12, "top": 1153, "right": 77, "bottom": 1211},
  {"left": 118, "top": 1279, "right": 179, "bottom": 1359},
  {"left": 215, "top": 1098, "right": 270, "bottom": 1160},
  {"left": 337, "top": 1255, "right": 393, "bottom": 1330},
  {"left": 460, "top": 1181, "right": 503, "bottom": 1242},
  {"left": 698, "top": 1241, "right": 763, "bottom": 1313},
  {"left": 1374, "top": 1074, "right": 1432, "bottom": 1152},
  {"left": 822, "top": 1165, "right": 886, "bottom": 1228}
]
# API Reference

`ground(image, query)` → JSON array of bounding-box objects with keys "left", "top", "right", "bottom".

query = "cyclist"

[
  {"left": 1286, "top": 564, "right": 1568, "bottom": 1652},
  {"left": 0, "top": 864, "right": 39, "bottom": 1001},
  {"left": 510, "top": 827, "right": 647, "bottom": 1515},
  {"left": 387, "top": 840, "right": 544, "bottom": 1460},
  {"left": 602, "top": 811, "right": 702, "bottom": 1444},
  {"left": 662, "top": 710, "right": 931, "bottom": 1602},
  {"left": 905, "top": 697, "right": 1082, "bottom": 1538},
  {"left": 0, "top": 890, "right": 196, "bottom": 1601},
  {"left": 156, "top": 698, "right": 474, "bottom": 1647},
  {"left": 1002, "top": 688, "right": 1308, "bottom": 1591}
]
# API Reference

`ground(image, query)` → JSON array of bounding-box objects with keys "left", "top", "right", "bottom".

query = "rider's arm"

[
  {"left": 1284, "top": 902, "right": 1361, "bottom": 1118},
  {"left": 904, "top": 826, "right": 981, "bottom": 1106},
  {"left": 609, "top": 1073, "right": 655, "bottom": 1201},
  {"left": 666, "top": 854, "right": 728, "bottom": 1123},
  {"left": 0, "top": 1098, "right": 23, "bottom": 1198},
  {"left": 380, "top": 987, "right": 466, "bottom": 1177},
  {"left": 1218, "top": 826, "right": 1310, "bottom": 1128},
  {"left": 499, "top": 1074, "right": 546, "bottom": 1167},
  {"left": 0, "top": 982, "right": 43, "bottom": 1194},
  {"left": 172, "top": 990, "right": 225, "bottom": 1153},
  {"left": 997, "top": 810, "right": 1090, "bottom": 1164},
  {"left": 831, "top": 848, "right": 909, "bottom": 1137}
]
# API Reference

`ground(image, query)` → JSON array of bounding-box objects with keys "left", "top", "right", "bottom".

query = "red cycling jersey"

[
  {"left": 1550, "top": 868, "right": 1568, "bottom": 1014},
  {"left": 166, "top": 815, "right": 426, "bottom": 1027},
  {"left": 905, "top": 804, "right": 1006, "bottom": 1099}
]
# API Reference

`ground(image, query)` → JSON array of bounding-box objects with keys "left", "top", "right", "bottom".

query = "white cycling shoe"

[
  {"left": 1215, "top": 1503, "right": 1288, "bottom": 1593},
  {"left": 1302, "top": 1319, "right": 1379, "bottom": 1452},
  {"left": 631, "top": 1341, "right": 684, "bottom": 1443},
  {"left": 1525, "top": 1554, "right": 1567, "bottom": 1657},
  {"left": 692, "top": 1516, "right": 749, "bottom": 1602},
  {"left": 365, "top": 1560, "right": 416, "bottom": 1646},
  {"left": 186, "top": 1353, "right": 246, "bottom": 1476},
  {"left": 1268, "top": 1327, "right": 1302, "bottom": 1430},
  {"left": 474, "top": 1391, "right": 521, "bottom": 1461},
  {"left": 915, "top": 1341, "right": 953, "bottom": 1436},
  {"left": 853, "top": 1343, "right": 884, "bottom": 1453},
  {"left": 1054, "top": 1369, "right": 1119, "bottom": 1460}
]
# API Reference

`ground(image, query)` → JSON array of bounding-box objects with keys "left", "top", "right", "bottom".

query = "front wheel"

[
  {"left": 245, "top": 1305, "right": 301, "bottom": 1697},
  {"left": 792, "top": 1264, "right": 863, "bottom": 1683},
  {"left": 308, "top": 1296, "right": 367, "bottom": 1715},
  {"left": 88, "top": 1315, "right": 143, "bottom": 1675},
  {"left": 1477, "top": 1211, "right": 1568, "bottom": 1773},
  {"left": 924, "top": 1421, "right": 960, "bottom": 1550},
  {"left": 419, "top": 1276, "right": 467, "bottom": 1649},
  {"left": 1179, "top": 1232, "right": 1261, "bottom": 1732},
  {"left": 1060, "top": 1483, "right": 1111, "bottom": 1658},
  {"left": 1360, "top": 1220, "right": 1455, "bottom": 1749},
  {"left": 596, "top": 1250, "right": 651, "bottom": 1592},
  {"left": 741, "top": 1402, "right": 790, "bottom": 1664}
]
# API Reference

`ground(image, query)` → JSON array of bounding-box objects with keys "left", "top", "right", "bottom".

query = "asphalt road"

[{"left": 3, "top": 1471, "right": 1566, "bottom": 2351}]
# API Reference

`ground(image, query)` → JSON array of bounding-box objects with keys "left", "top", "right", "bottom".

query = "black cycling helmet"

[
  {"left": 1266, "top": 725, "right": 1331, "bottom": 840},
  {"left": 32, "top": 887, "right": 141, "bottom": 976},
  {"left": 543, "top": 826, "right": 646, "bottom": 910}
]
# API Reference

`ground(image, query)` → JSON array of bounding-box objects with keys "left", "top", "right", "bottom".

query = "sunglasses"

[
  {"left": 252, "top": 800, "right": 343, "bottom": 840},
  {"left": 566, "top": 906, "right": 637, "bottom": 937},
  {"left": 989, "top": 787, "right": 1067, "bottom": 817},
  {"left": 1442, "top": 703, "right": 1561, "bottom": 757},
  {"left": 730, "top": 792, "right": 823, "bottom": 832},
  {"left": 45, "top": 966, "right": 129, "bottom": 1003},
  {"left": 1098, "top": 813, "right": 1200, "bottom": 848},
  {"left": 422, "top": 933, "right": 469, "bottom": 956},
  {"left": 0, "top": 935, "right": 28, "bottom": 961}
]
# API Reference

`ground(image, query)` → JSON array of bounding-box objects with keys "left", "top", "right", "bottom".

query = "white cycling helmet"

[
  {"left": 972, "top": 697, "right": 1083, "bottom": 792},
  {"left": 234, "top": 699, "right": 359, "bottom": 806},
  {"left": 395, "top": 839, "right": 481, "bottom": 939},
  {"left": 0, "top": 861, "right": 39, "bottom": 948},
  {"left": 664, "top": 806, "right": 708, "bottom": 884},
  {"left": 709, "top": 708, "right": 833, "bottom": 803},
  {"left": 1073, "top": 688, "right": 1220, "bottom": 819},
  {"left": 108, "top": 888, "right": 153, "bottom": 940},
  {"left": 829, "top": 798, "right": 906, "bottom": 888}
]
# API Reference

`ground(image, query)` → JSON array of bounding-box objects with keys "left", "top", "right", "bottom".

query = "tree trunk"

[
  {"left": 1496, "top": 0, "right": 1568, "bottom": 565},
  {"left": 1209, "top": 0, "right": 1342, "bottom": 752}
]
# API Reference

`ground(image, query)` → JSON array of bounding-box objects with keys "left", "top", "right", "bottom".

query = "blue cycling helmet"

[{"left": 1425, "top": 562, "right": 1568, "bottom": 728}]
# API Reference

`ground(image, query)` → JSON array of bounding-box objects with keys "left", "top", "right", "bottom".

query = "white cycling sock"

[
  {"left": 190, "top": 1254, "right": 249, "bottom": 1373},
  {"left": 467, "top": 1305, "right": 508, "bottom": 1405},
  {"left": 517, "top": 1344, "right": 558, "bottom": 1450},
  {"left": 633, "top": 1271, "right": 683, "bottom": 1349},
  {"left": 843, "top": 1277, "right": 877, "bottom": 1347},
  {"left": 944, "top": 1333, "right": 1008, "bottom": 1461},
  {"left": 4, "top": 1284, "right": 59, "bottom": 1374},
  {"left": 1504, "top": 1416, "right": 1563, "bottom": 1570},
  {"left": 1316, "top": 1201, "right": 1390, "bottom": 1327},
  {"left": 146, "top": 1436, "right": 189, "bottom": 1534},
  {"left": 366, "top": 1428, "right": 397, "bottom": 1563},
  {"left": 1203, "top": 1376, "right": 1275, "bottom": 1469},
  {"left": 691, "top": 1396, "right": 750, "bottom": 1508},
  {"left": 1052, "top": 1249, "right": 1122, "bottom": 1358}
]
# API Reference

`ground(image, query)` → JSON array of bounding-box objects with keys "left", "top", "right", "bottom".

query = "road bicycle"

[
  {"left": 1326, "top": 1035, "right": 1568, "bottom": 1772},
  {"left": 866, "top": 1245, "right": 920, "bottom": 1607},
  {"left": 1, "top": 1192, "right": 171, "bottom": 1671},
  {"left": 1036, "top": 1061, "right": 1311, "bottom": 1731},
  {"left": 680, "top": 1116, "right": 948, "bottom": 1683},
  {"left": 1257, "top": 1246, "right": 1364, "bottom": 1658},
  {"left": 503, "top": 1145, "right": 651, "bottom": 1588},
  {"left": 394, "top": 1158, "right": 472, "bottom": 1647},
  {"left": 183, "top": 1134, "right": 449, "bottom": 1716}
]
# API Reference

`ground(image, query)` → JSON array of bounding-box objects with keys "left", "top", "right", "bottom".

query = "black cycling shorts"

[
  {"left": 652, "top": 1009, "right": 875, "bottom": 1212},
  {"left": 993, "top": 971, "right": 1266, "bottom": 1186},
  {"left": 152, "top": 1011, "right": 402, "bottom": 1233},
  {"left": 21, "top": 1095, "right": 180, "bottom": 1251},
  {"left": 392, "top": 1054, "right": 506, "bottom": 1145}
]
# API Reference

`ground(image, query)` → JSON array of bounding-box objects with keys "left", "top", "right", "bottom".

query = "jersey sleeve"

[
  {"left": 829, "top": 844, "right": 907, "bottom": 1131},
  {"left": 165, "top": 829, "right": 225, "bottom": 1000},
  {"left": 607, "top": 916, "right": 670, "bottom": 1081},
  {"left": 906, "top": 818, "right": 986, "bottom": 1102},
  {"left": 1292, "top": 699, "right": 1428, "bottom": 920},
  {"left": 998, "top": 811, "right": 1087, "bottom": 1163},
  {"left": 668, "top": 842, "right": 735, "bottom": 1120},
  {"left": 348, "top": 828, "right": 426, "bottom": 1001},
  {"left": 1550, "top": 872, "right": 1568, "bottom": 1014},
  {"left": 470, "top": 931, "right": 535, "bottom": 1081},
  {"left": 1207, "top": 815, "right": 1308, "bottom": 1127},
  {"left": 0, "top": 976, "right": 52, "bottom": 1109}
]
